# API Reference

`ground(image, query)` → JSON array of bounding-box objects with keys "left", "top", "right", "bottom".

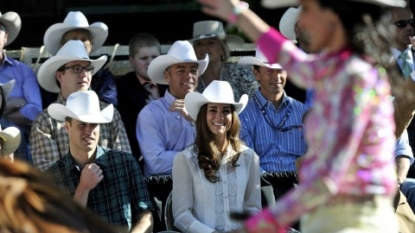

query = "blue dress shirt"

[
  {"left": 0, "top": 54, "right": 42, "bottom": 120},
  {"left": 136, "top": 90, "right": 196, "bottom": 177},
  {"left": 239, "top": 91, "right": 309, "bottom": 172}
]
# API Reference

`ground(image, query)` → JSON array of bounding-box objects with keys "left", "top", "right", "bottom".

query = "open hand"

[{"left": 197, "top": 0, "right": 240, "bottom": 21}]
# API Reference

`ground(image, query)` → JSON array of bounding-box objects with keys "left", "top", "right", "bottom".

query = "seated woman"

[{"left": 172, "top": 80, "right": 261, "bottom": 233}]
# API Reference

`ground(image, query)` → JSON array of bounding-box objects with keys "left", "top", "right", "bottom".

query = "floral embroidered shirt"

[{"left": 257, "top": 28, "right": 397, "bottom": 225}]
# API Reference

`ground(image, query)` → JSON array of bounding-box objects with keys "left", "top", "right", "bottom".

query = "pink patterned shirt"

[{"left": 257, "top": 28, "right": 397, "bottom": 226}]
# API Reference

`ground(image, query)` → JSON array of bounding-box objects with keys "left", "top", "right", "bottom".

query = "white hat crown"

[
  {"left": 193, "top": 20, "right": 226, "bottom": 39},
  {"left": 202, "top": 80, "right": 236, "bottom": 103},
  {"left": 254, "top": 48, "right": 269, "bottom": 63},
  {"left": 167, "top": 40, "right": 199, "bottom": 61},
  {"left": 66, "top": 91, "right": 101, "bottom": 116},
  {"left": 56, "top": 40, "right": 90, "bottom": 59},
  {"left": 63, "top": 11, "right": 90, "bottom": 27}
]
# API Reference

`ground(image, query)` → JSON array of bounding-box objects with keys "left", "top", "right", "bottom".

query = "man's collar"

[{"left": 255, "top": 90, "right": 289, "bottom": 108}]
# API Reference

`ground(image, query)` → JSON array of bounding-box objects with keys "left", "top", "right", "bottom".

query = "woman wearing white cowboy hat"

[
  {"left": 197, "top": 0, "right": 406, "bottom": 232},
  {"left": 42, "top": 11, "right": 117, "bottom": 108},
  {"left": 190, "top": 20, "right": 259, "bottom": 101},
  {"left": 172, "top": 80, "right": 261, "bottom": 233}
]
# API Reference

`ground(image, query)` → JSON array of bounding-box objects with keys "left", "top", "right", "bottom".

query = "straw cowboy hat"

[
  {"left": 0, "top": 11, "right": 21, "bottom": 46},
  {"left": 238, "top": 47, "right": 283, "bottom": 69},
  {"left": 0, "top": 79, "right": 16, "bottom": 101},
  {"left": 43, "top": 11, "right": 108, "bottom": 55},
  {"left": 0, "top": 125, "right": 21, "bottom": 156},
  {"left": 262, "top": 0, "right": 406, "bottom": 8},
  {"left": 48, "top": 90, "right": 113, "bottom": 123},
  {"left": 185, "top": 80, "right": 248, "bottom": 120},
  {"left": 279, "top": 7, "right": 300, "bottom": 42},
  {"left": 191, "top": 20, "right": 244, "bottom": 50},
  {"left": 148, "top": 40, "right": 209, "bottom": 85},
  {"left": 37, "top": 40, "right": 107, "bottom": 93}
]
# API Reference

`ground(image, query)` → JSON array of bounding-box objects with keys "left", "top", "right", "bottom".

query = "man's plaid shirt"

[
  {"left": 30, "top": 94, "right": 132, "bottom": 171},
  {"left": 47, "top": 146, "right": 153, "bottom": 231}
]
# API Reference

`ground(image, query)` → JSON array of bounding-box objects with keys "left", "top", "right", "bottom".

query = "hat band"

[{"left": 193, "top": 34, "right": 221, "bottom": 40}]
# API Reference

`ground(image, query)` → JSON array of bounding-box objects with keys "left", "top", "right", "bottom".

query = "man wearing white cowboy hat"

[
  {"left": 46, "top": 90, "right": 153, "bottom": 233},
  {"left": 30, "top": 40, "right": 131, "bottom": 172},
  {"left": 136, "top": 40, "right": 208, "bottom": 232},
  {"left": 42, "top": 11, "right": 117, "bottom": 108},
  {"left": 238, "top": 48, "right": 309, "bottom": 203},
  {"left": 0, "top": 11, "right": 43, "bottom": 162},
  {"left": 190, "top": 20, "right": 259, "bottom": 101}
]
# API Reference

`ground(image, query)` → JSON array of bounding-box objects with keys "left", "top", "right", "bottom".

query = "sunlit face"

[
  {"left": 206, "top": 103, "right": 232, "bottom": 138},
  {"left": 193, "top": 38, "right": 223, "bottom": 62},
  {"left": 164, "top": 63, "right": 199, "bottom": 99},
  {"left": 294, "top": 22, "right": 313, "bottom": 53},
  {"left": 56, "top": 60, "right": 92, "bottom": 95},
  {"left": 129, "top": 46, "right": 160, "bottom": 80},
  {"left": 390, "top": 8, "right": 414, "bottom": 51},
  {"left": 254, "top": 66, "right": 287, "bottom": 95},
  {"left": 65, "top": 118, "right": 100, "bottom": 153},
  {"left": 298, "top": 0, "right": 335, "bottom": 52},
  {"left": 61, "top": 29, "right": 93, "bottom": 54},
  {"left": 0, "top": 24, "right": 8, "bottom": 51}
]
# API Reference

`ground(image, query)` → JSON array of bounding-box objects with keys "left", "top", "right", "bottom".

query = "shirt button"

[{"left": 176, "top": 116, "right": 180, "bottom": 119}]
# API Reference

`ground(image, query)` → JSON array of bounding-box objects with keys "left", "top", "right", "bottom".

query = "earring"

[{"left": 221, "top": 54, "right": 225, "bottom": 62}]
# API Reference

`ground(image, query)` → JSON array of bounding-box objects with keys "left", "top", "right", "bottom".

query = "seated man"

[
  {"left": 0, "top": 11, "right": 43, "bottom": 162},
  {"left": 42, "top": 11, "right": 117, "bottom": 107},
  {"left": 116, "top": 33, "right": 168, "bottom": 161},
  {"left": 136, "top": 40, "right": 208, "bottom": 232},
  {"left": 46, "top": 90, "right": 153, "bottom": 233},
  {"left": 30, "top": 40, "right": 131, "bottom": 171},
  {"left": 238, "top": 48, "right": 309, "bottom": 200}
]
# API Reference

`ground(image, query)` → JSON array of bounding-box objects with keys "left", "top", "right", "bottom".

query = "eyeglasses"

[
  {"left": 63, "top": 65, "right": 94, "bottom": 74},
  {"left": 394, "top": 19, "right": 414, "bottom": 28}
]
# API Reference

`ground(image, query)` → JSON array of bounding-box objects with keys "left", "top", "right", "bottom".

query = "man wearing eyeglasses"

[{"left": 30, "top": 40, "right": 131, "bottom": 171}]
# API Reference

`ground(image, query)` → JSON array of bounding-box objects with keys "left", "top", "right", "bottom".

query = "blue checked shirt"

[
  {"left": 47, "top": 146, "right": 153, "bottom": 232},
  {"left": 239, "top": 91, "right": 309, "bottom": 173}
]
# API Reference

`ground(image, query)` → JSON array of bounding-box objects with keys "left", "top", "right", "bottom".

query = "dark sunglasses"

[
  {"left": 394, "top": 19, "right": 414, "bottom": 28},
  {"left": 63, "top": 65, "right": 94, "bottom": 74}
]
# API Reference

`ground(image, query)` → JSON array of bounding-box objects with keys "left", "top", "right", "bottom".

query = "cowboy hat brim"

[
  {"left": 148, "top": 54, "right": 209, "bottom": 85},
  {"left": 238, "top": 56, "right": 283, "bottom": 69},
  {"left": 37, "top": 55, "right": 107, "bottom": 93},
  {"left": 185, "top": 92, "right": 248, "bottom": 121},
  {"left": 0, "top": 127, "right": 21, "bottom": 156},
  {"left": 279, "top": 7, "right": 300, "bottom": 42},
  {"left": 261, "top": 0, "right": 406, "bottom": 8},
  {"left": 43, "top": 22, "right": 108, "bottom": 55},
  {"left": 0, "top": 12, "right": 21, "bottom": 46},
  {"left": 190, "top": 35, "right": 244, "bottom": 50},
  {"left": 48, "top": 102, "right": 113, "bottom": 123}
]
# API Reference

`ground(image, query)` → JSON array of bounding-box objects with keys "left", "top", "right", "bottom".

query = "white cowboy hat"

[
  {"left": 48, "top": 90, "right": 113, "bottom": 123},
  {"left": 0, "top": 12, "right": 21, "bottom": 46},
  {"left": 238, "top": 47, "right": 283, "bottom": 69},
  {"left": 0, "top": 79, "right": 16, "bottom": 100},
  {"left": 190, "top": 20, "right": 244, "bottom": 50},
  {"left": 43, "top": 11, "right": 108, "bottom": 55},
  {"left": 261, "top": 0, "right": 406, "bottom": 8},
  {"left": 0, "top": 125, "right": 21, "bottom": 156},
  {"left": 185, "top": 80, "right": 248, "bottom": 120},
  {"left": 37, "top": 40, "right": 107, "bottom": 93},
  {"left": 279, "top": 7, "right": 300, "bottom": 42},
  {"left": 148, "top": 40, "right": 209, "bottom": 85}
]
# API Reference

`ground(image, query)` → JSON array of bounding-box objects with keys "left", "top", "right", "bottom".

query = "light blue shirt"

[
  {"left": 136, "top": 90, "right": 196, "bottom": 177},
  {"left": 395, "top": 129, "right": 414, "bottom": 165},
  {"left": 0, "top": 54, "right": 42, "bottom": 120},
  {"left": 239, "top": 91, "right": 309, "bottom": 172}
]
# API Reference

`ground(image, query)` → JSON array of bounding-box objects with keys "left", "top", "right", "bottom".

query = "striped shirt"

[
  {"left": 239, "top": 91, "right": 308, "bottom": 172},
  {"left": 47, "top": 146, "right": 152, "bottom": 232},
  {"left": 30, "top": 94, "right": 131, "bottom": 171}
]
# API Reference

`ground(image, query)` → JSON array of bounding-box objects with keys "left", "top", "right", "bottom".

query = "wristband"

[
  {"left": 245, "top": 209, "right": 285, "bottom": 233},
  {"left": 228, "top": 1, "right": 249, "bottom": 24}
]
